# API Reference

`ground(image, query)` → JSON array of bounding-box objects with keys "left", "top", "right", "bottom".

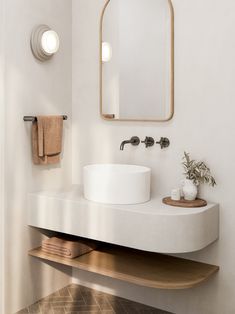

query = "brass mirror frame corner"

[{"left": 99, "top": 0, "right": 175, "bottom": 122}]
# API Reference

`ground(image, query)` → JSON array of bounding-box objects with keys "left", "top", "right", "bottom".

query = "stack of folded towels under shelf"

[{"left": 42, "top": 237, "right": 97, "bottom": 259}]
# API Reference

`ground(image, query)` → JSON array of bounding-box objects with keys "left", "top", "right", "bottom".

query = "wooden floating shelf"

[{"left": 29, "top": 246, "right": 219, "bottom": 290}]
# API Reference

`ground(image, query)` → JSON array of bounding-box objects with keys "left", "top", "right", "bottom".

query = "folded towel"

[
  {"left": 32, "top": 115, "right": 63, "bottom": 165},
  {"left": 42, "top": 237, "right": 97, "bottom": 259}
]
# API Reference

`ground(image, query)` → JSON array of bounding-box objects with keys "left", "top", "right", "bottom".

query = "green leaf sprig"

[{"left": 182, "top": 152, "right": 216, "bottom": 187}]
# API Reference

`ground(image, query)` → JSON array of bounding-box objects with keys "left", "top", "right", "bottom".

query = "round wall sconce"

[
  {"left": 102, "top": 42, "right": 112, "bottom": 63},
  {"left": 31, "top": 25, "right": 60, "bottom": 62}
]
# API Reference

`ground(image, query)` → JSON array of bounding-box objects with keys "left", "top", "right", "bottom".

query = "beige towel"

[
  {"left": 32, "top": 115, "right": 63, "bottom": 165},
  {"left": 42, "top": 237, "right": 97, "bottom": 259}
]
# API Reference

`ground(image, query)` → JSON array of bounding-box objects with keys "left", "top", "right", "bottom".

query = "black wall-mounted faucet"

[{"left": 120, "top": 136, "right": 140, "bottom": 151}]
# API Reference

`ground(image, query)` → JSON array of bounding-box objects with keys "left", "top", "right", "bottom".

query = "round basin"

[{"left": 83, "top": 164, "right": 151, "bottom": 205}]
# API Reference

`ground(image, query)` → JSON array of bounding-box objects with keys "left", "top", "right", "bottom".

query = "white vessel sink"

[{"left": 83, "top": 164, "right": 151, "bottom": 205}]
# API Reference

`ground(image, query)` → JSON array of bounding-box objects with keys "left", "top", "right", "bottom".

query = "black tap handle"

[
  {"left": 141, "top": 137, "right": 155, "bottom": 148},
  {"left": 156, "top": 137, "right": 170, "bottom": 149}
]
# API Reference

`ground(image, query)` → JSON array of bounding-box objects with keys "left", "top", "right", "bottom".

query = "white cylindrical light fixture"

[
  {"left": 41, "top": 30, "right": 60, "bottom": 55},
  {"left": 31, "top": 25, "right": 60, "bottom": 62},
  {"left": 102, "top": 42, "right": 112, "bottom": 63}
]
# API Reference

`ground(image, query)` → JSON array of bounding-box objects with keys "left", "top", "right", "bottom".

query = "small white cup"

[{"left": 171, "top": 188, "right": 181, "bottom": 201}]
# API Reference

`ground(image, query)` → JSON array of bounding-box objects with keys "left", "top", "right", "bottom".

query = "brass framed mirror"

[{"left": 100, "top": 0, "right": 174, "bottom": 122}]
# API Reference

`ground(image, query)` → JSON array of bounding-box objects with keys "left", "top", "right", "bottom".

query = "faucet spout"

[
  {"left": 120, "top": 140, "right": 131, "bottom": 151},
  {"left": 120, "top": 136, "right": 140, "bottom": 151}
]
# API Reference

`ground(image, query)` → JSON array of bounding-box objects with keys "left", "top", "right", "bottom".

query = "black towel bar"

[{"left": 23, "top": 115, "right": 68, "bottom": 122}]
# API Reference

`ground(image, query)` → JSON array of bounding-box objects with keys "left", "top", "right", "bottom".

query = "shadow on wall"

[
  {"left": 5, "top": 9, "right": 72, "bottom": 311},
  {"left": 27, "top": 228, "right": 72, "bottom": 305},
  {"left": 73, "top": 267, "right": 220, "bottom": 314}
]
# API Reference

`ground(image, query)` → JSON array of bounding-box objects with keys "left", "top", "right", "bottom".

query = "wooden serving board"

[{"left": 162, "top": 197, "right": 207, "bottom": 208}]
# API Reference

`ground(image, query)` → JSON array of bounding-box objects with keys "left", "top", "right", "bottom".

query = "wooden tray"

[{"left": 162, "top": 197, "right": 207, "bottom": 208}]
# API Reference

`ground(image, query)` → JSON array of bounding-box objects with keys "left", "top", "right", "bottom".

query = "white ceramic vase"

[{"left": 182, "top": 179, "right": 198, "bottom": 201}]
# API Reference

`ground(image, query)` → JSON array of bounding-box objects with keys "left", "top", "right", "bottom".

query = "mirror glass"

[{"left": 100, "top": 0, "right": 174, "bottom": 121}]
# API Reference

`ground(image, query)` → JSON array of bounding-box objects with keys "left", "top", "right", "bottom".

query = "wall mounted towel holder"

[{"left": 23, "top": 115, "right": 68, "bottom": 122}]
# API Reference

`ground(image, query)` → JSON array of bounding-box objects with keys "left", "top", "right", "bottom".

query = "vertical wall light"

[
  {"left": 102, "top": 42, "right": 112, "bottom": 63},
  {"left": 31, "top": 25, "right": 60, "bottom": 62}
]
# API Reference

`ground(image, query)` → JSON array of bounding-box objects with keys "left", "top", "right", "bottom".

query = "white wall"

[
  {"left": 4, "top": 0, "right": 72, "bottom": 313},
  {"left": 72, "top": 0, "right": 235, "bottom": 313},
  {"left": 0, "top": 0, "right": 6, "bottom": 312}
]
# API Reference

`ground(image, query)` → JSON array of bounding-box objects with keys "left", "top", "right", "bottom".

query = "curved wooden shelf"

[{"left": 29, "top": 246, "right": 219, "bottom": 290}]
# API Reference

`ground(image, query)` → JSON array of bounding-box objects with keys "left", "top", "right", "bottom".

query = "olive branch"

[{"left": 182, "top": 152, "right": 216, "bottom": 187}]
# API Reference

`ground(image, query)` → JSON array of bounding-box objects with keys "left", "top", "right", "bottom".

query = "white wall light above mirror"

[{"left": 31, "top": 25, "right": 60, "bottom": 62}]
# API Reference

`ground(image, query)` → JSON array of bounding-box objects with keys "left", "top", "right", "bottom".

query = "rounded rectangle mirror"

[{"left": 100, "top": 0, "right": 174, "bottom": 122}]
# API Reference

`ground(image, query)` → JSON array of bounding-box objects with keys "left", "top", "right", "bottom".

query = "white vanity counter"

[{"left": 28, "top": 185, "right": 219, "bottom": 254}]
